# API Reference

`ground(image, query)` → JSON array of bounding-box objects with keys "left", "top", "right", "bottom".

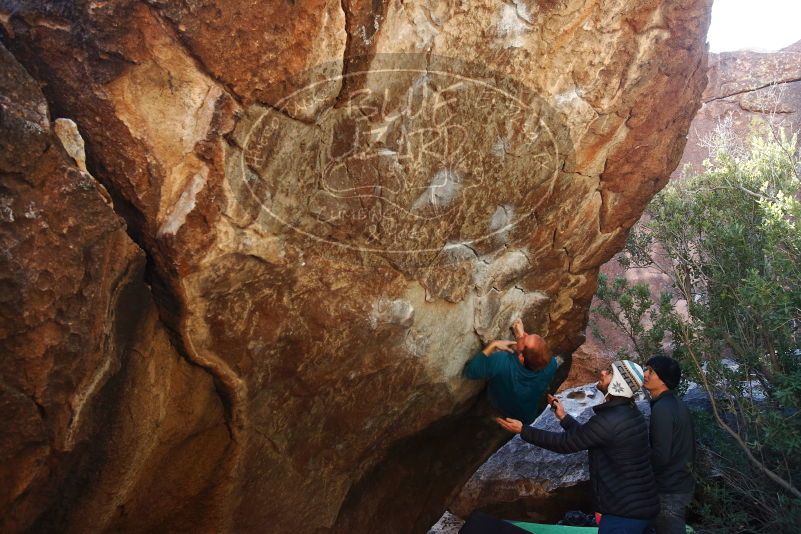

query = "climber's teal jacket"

[{"left": 464, "top": 350, "right": 557, "bottom": 424}]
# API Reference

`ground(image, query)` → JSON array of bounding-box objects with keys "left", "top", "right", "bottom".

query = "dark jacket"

[
  {"left": 521, "top": 397, "right": 659, "bottom": 520},
  {"left": 649, "top": 390, "right": 695, "bottom": 494}
]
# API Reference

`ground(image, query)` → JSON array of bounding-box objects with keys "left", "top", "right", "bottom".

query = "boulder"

[
  {"left": 0, "top": 42, "right": 230, "bottom": 533},
  {"left": 0, "top": 0, "right": 711, "bottom": 531},
  {"left": 428, "top": 511, "right": 465, "bottom": 534}
]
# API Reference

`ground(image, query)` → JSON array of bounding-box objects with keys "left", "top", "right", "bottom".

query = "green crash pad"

[{"left": 507, "top": 522, "right": 598, "bottom": 534}]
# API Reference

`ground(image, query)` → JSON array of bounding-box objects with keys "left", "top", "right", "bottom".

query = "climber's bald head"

[{"left": 516, "top": 334, "right": 551, "bottom": 371}]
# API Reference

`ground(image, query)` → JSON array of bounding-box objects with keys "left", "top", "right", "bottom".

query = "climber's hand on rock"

[
  {"left": 494, "top": 340, "right": 516, "bottom": 353},
  {"left": 483, "top": 340, "right": 516, "bottom": 355},
  {"left": 547, "top": 394, "right": 566, "bottom": 420},
  {"left": 511, "top": 319, "right": 525, "bottom": 339},
  {"left": 496, "top": 417, "right": 523, "bottom": 434}
]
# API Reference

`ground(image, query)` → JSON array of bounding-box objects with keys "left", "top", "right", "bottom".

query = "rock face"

[
  {"left": 586, "top": 40, "right": 801, "bottom": 361},
  {"left": 428, "top": 511, "right": 466, "bottom": 534},
  {"left": 557, "top": 344, "right": 615, "bottom": 392},
  {"left": 0, "top": 1, "right": 711, "bottom": 532},
  {"left": 0, "top": 44, "right": 230, "bottom": 533}
]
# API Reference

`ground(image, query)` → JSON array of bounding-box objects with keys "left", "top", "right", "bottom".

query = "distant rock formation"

[
  {"left": 0, "top": 1, "right": 710, "bottom": 532},
  {"left": 678, "top": 41, "right": 801, "bottom": 178}
]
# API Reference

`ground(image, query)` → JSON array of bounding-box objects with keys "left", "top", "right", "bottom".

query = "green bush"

[
  {"left": 591, "top": 128, "right": 801, "bottom": 532},
  {"left": 690, "top": 410, "right": 801, "bottom": 533}
]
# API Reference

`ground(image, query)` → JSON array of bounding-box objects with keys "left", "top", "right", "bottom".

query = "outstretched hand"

[
  {"left": 496, "top": 417, "right": 523, "bottom": 434},
  {"left": 547, "top": 394, "right": 566, "bottom": 420}
]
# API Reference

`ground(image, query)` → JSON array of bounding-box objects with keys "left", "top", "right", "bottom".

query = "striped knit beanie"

[{"left": 608, "top": 360, "right": 645, "bottom": 398}]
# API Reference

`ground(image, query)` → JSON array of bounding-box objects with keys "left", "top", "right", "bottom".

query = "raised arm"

[
  {"left": 512, "top": 318, "right": 526, "bottom": 340},
  {"left": 482, "top": 339, "right": 516, "bottom": 356},
  {"left": 464, "top": 340, "right": 515, "bottom": 379}
]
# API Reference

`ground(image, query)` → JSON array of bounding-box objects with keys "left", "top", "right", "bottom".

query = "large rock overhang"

[{"left": 0, "top": 0, "right": 711, "bottom": 532}]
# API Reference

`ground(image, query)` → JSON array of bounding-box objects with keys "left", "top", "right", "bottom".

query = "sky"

[{"left": 708, "top": 0, "right": 801, "bottom": 52}]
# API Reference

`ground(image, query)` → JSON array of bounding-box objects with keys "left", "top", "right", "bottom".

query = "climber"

[
  {"left": 643, "top": 356, "right": 695, "bottom": 534},
  {"left": 496, "top": 360, "right": 660, "bottom": 534},
  {"left": 463, "top": 319, "right": 557, "bottom": 425}
]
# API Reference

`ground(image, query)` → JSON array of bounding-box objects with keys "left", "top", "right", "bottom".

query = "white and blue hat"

[{"left": 609, "top": 360, "right": 645, "bottom": 398}]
